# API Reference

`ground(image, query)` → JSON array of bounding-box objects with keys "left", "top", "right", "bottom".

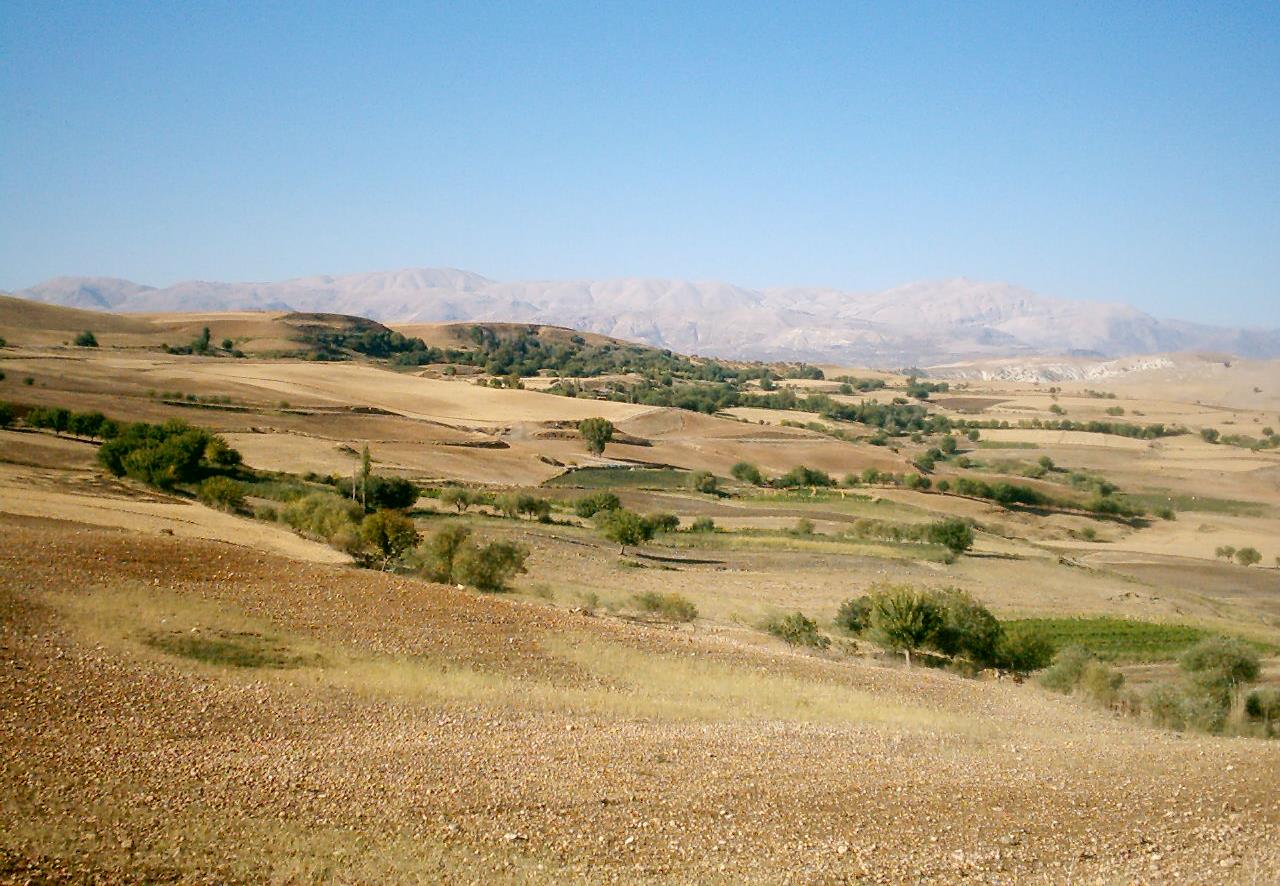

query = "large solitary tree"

[{"left": 578, "top": 417, "right": 614, "bottom": 455}]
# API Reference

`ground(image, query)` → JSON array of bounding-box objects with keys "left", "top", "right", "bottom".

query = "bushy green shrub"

[
  {"left": 688, "top": 470, "right": 718, "bottom": 494},
  {"left": 337, "top": 474, "right": 419, "bottom": 511},
  {"left": 0, "top": 402, "right": 13, "bottom": 428},
  {"left": 1235, "top": 546, "right": 1262, "bottom": 566},
  {"left": 281, "top": 492, "right": 363, "bottom": 544},
  {"left": 763, "top": 611, "right": 830, "bottom": 649},
  {"left": 455, "top": 541, "right": 530, "bottom": 592},
  {"left": 931, "top": 588, "right": 1002, "bottom": 667},
  {"left": 633, "top": 591, "right": 698, "bottom": 622},
  {"left": 926, "top": 517, "right": 974, "bottom": 555},
  {"left": 1039, "top": 645, "right": 1096, "bottom": 694},
  {"left": 414, "top": 524, "right": 473, "bottom": 583},
  {"left": 359, "top": 509, "right": 421, "bottom": 562},
  {"left": 197, "top": 477, "right": 246, "bottom": 512},
  {"left": 97, "top": 419, "right": 240, "bottom": 489},
  {"left": 574, "top": 491, "right": 621, "bottom": 518},
  {"left": 865, "top": 584, "right": 943, "bottom": 665},
  {"left": 1178, "top": 636, "right": 1260, "bottom": 689},
  {"left": 440, "top": 486, "right": 477, "bottom": 512},
  {"left": 689, "top": 516, "right": 716, "bottom": 532},
  {"left": 1078, "top": 659, "right": 1125, "bottom": 707},
  {"left": 73, "top": 330, "right": 98, "bottom": 347},
  {"left": 773, "top": 465, "right": 834, "bottom": 488},
  {"left": 644, "top": 512, "right": 680, "bottom": 533},
  {"left": 730, "top": 461, "right": 764, "bottom": 485},
  {"left": 1245, "top": 687, "right": 1280, "bottom": 734},
  {"left": 834, "top": 596, "right": 872, "bottom": 635},
  {"left": 995, "top": 625, "right": 1055, "bottom": 675},
  {"left": 597, "top": 508, "right": 655, "bottom": 552}
]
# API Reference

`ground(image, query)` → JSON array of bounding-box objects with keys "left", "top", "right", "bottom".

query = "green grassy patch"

[
  {"left": 142, "top": 629, "right": 322, "bottom": 669},
  {"left": 545, "top": 466, "right": 691, "bottom": 489},
  {"left": 1121, "top": 491, "right": 1269, "bottom": 517},
  {"left": 976, "top": 440, "right": 1038, "bottom": 450},
  {"left": 1001, "top": 617, "right": 1251, "bottom": 663}
]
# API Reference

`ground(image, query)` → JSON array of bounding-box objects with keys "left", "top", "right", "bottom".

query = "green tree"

[
  {"left": 360, "top": 509, "right": 421, "bottom": 564},
  {"left": 0, "top": 402, "right": 13, "bottom": 428},
  {"left": 730, "top": 461, "right": 764, "bottom": 485},
  {"left": 926, "top": 517, "right": 974, "bottom": 556},
  {"left": 74, "top": 330, "right": 99, "bottom": 347},
  {"left": 573, "top": 491, "right": 620, "bottom": 518},
  {"left": 197, "top": 477, "right": 246, "bottom": 512},
  {"left": 1179, "top": 636, "right": 1260, "bottom": 692},
  {"left": 930, "top": 588, "right": 1001, "bottom": 667},
  {"left": 598, "top": 508, "right": 655, "bottom": 553},
  {"left": 644, "top": 512, "right": 680, "bottom": 533},
  {"left": 440, "top": 486, "right": 475, "bottom": 513},
  {"left": 455, "top": 541, "right": 530, "bottom": 592},
  {"left": 68, "top": 411, "right": 107, "bottom": 439},
  {"left": 866, "top": 584, "right": 944, "bottom": 666},
  {"left": 996, "top": 625, "right": 1055, "bottom": 675},
  {"left": 415, "top": 524, "right": 473, "bottom": 583},
  {"left": 1235, "top": 546, "right": 1261, "bottom": 567},
  {"left": 578, "top": 417, "right": 614, "bottom": 455}
]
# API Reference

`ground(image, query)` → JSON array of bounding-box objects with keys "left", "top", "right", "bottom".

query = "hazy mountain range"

[{"left": 9, "top": 269, "right": 1279, "bottom": 366}]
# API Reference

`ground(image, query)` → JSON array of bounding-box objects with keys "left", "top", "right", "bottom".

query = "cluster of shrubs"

[
  {"left": 22, "top": 406, "right": 118, "bottom": 439},
  {"left": 763, "top": 611, "right": 831, "bottom": 649},
  {"left": 945, "top": 475, "right": 1143, "bottom": 518},
  {"left": 633, "top": 591, "right": 698, "bottom": 622},
  {"left": 841, "top": 517, "right": 974, "bottom": 556},
  {"left": 411, "top": 523, "right": 529, "bottom": 592},
  {"left": 98, "top": 419, "right": 242, "bottom": 490},
  {"left": 730, "top": 462, "right": 835, "bottom": 488},
  {"left": 731, "top": 461, "right": 944, "bottom": 493},
  {"left": 596, "top": 507, "right": 682, "bottom": 550},
  {"left": 1215, "top": 545, "right": 1264, "bottom": 567},
  {"left": 435, "top": 485, "right": 555, "bottom": 522},
  {"left": 1042, "top": 637, "right": 1278, "bottom": 737},
  {"left": 273, "top": 490, "right": 528, "bottom": 589},
  {"left": 161, "top": 326, "right": 244, "bottom": 357},
  {"left": 573, "top": 491, "right": 621, "bottom": 518},
  {"left": 833, "top": 584, "right": 1054, "bottom": 673},
  {"left": 954, "top": 416, "right": 1182, "bottom": 440}
]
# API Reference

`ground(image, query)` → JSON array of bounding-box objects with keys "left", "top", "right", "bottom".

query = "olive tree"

[
  {"left": 578, "top": 417, "right": 614, "bottom": 455},
  {"left": 598, "top": 508, "right": 655, "bottom": 553},
  {"left": 866, "top": 584, "right": 943, "bottom": 666}
]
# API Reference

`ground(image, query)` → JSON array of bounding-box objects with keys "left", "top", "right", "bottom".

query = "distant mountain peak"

[{"left": 10, "top": 268, "right": 1279, "bottom": 365}]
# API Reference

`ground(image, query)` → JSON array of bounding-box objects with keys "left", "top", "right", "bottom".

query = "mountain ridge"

[{"left": 9, "top": 268, "right": 1278, "bottom": 366}]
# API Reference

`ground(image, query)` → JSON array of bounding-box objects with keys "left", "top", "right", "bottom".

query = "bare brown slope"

[{"left": 1, "top": 512, "right": 1277, "bottom": 884}]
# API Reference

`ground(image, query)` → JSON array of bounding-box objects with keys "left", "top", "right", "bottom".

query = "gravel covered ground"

[{"left": 2, "top": 512, "right": 1278, "bottom": 884}]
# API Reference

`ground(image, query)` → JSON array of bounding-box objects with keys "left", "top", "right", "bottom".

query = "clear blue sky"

[{"left": 2, "top": 1, "right": 1277, "bottom": 325}]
